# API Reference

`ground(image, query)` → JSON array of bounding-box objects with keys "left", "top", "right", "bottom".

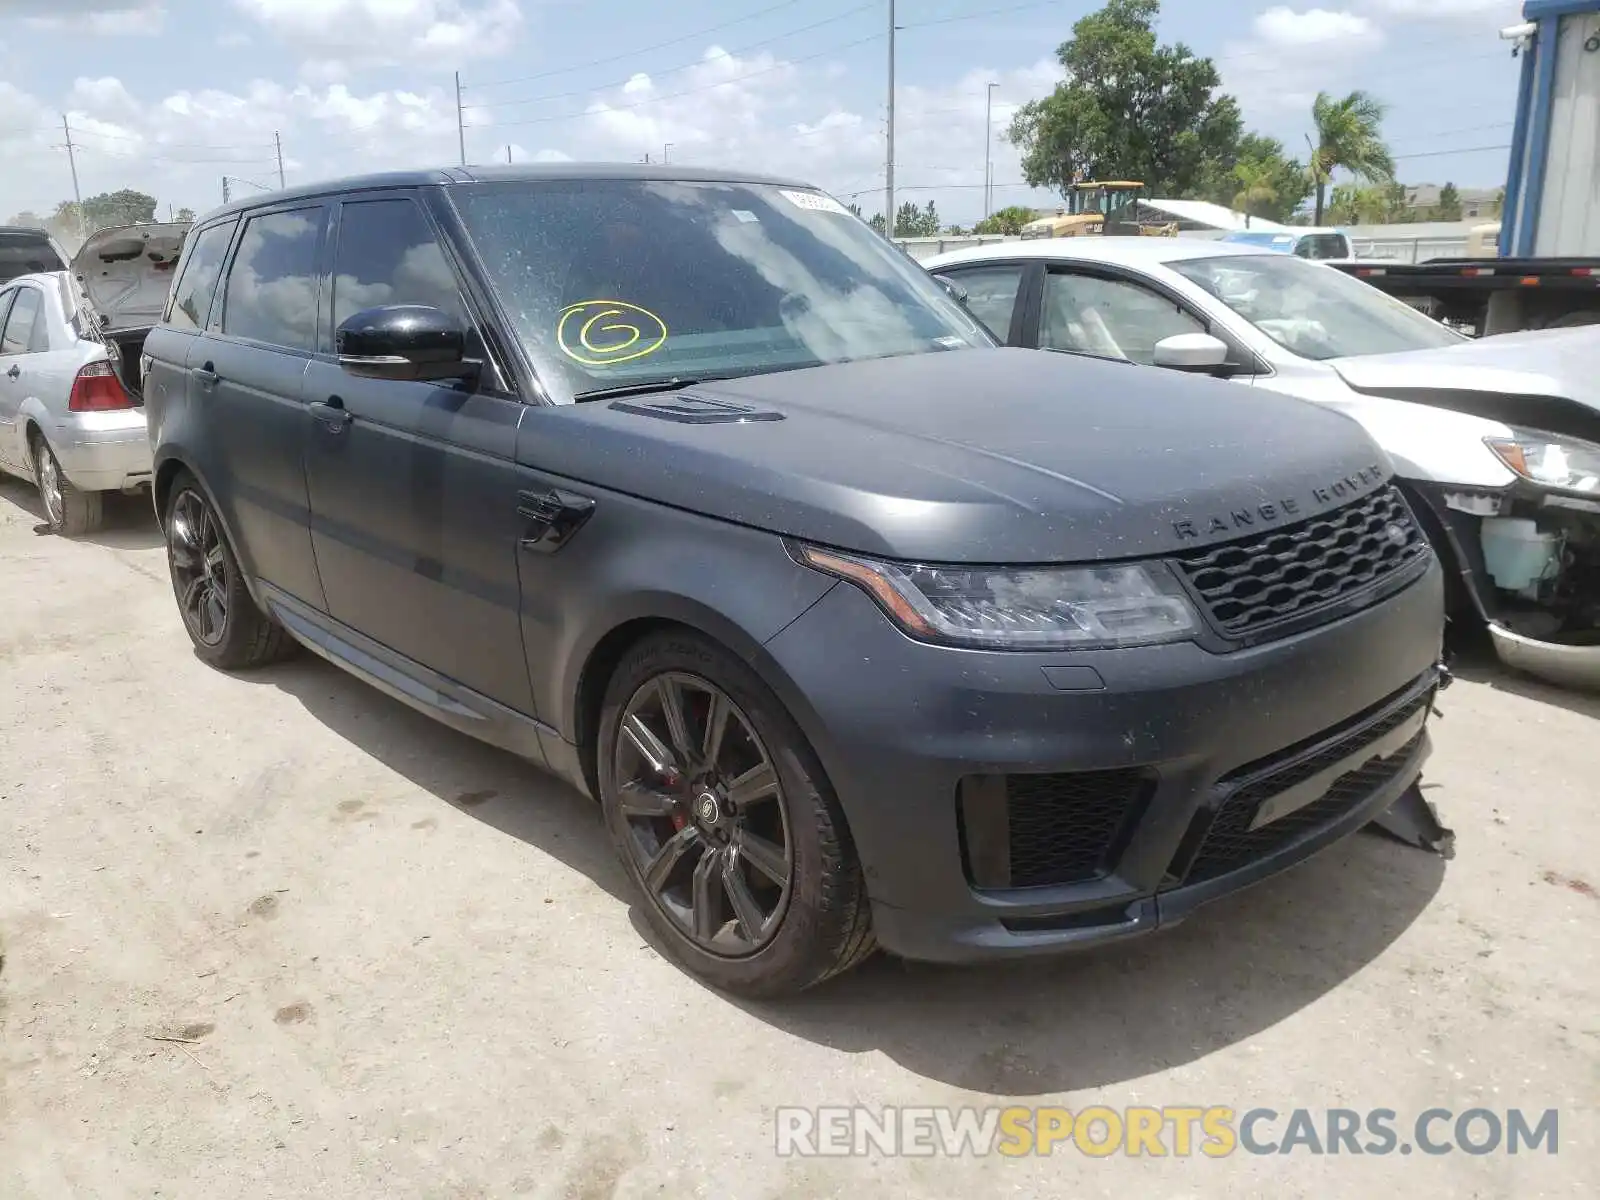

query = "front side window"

[
  {"left": 935, "top": 264, "right": 1025, "bottom": 340},
  {"left": 1172, "top": 253, "right": 1462, "bottom": 361},
  {"left": 451, "top": 179, "right": 990, "bottom": 403},
  {"left": 331, "top": 199, "right": 467, "bottom": 332},
  {"left": 0, "top": 287, "right": 42, "bottom": 356},
  {"left": 1040, "top": 271, "right": 1204, "bottom": 364},
  {"left": 222, "top": 208, "right": 325, "bottom": 351},
  {"left": 167, "top": 220, "right": 238, "bottom": 332}
]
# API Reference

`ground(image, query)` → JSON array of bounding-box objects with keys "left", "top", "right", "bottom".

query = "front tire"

[
  {"left": 33, "top": 437, "right": 102, "bottom": 536},
  {"left": 164, "top": 471, "right": 293, "bottom": 669},
  {"left": 598, "top": 631, "right": 875, "bottom": 996}
]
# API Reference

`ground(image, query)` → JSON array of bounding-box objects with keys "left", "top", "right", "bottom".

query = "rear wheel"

[
  {"left": 164, "top": 472, "right": 293, "bottom": 669},
  {"left": 32, "top": 436, "right": 102, "bottom": 536},
  {"left": 598, "top": 631, "right": 875, "bottom": 995}
]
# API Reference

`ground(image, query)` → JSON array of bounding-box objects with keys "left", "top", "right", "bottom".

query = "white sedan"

[
  {"left": 0, "top": 223, "right": 186, "bottom": 534},
  {"left": 925, "top": 237, "right": 1600, "bottom": 689}
]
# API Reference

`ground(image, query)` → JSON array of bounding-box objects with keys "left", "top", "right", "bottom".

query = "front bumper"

[
  {"left": 763, "top": 558, "right": 1445, "bottom": 964},
  {"left": 1488, "top": 623, "right": 1600, "bottom": 691},
  {"left": 47, "top": 409, "right": 151, "bottom": 492}
]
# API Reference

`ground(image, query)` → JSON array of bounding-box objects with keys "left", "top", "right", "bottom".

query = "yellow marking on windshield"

[{"left": 557, "top": 300, "right": 667, "bottom": 367}]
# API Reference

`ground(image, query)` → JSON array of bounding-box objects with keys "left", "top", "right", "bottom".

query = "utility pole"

[
  {"left": 663, "top": 142, "right": 673, "bottom": 163},
  {"left": 984, "top": 82, "right": 997, "bottom": 219},
  {"left": 455, "top": 71, "right": 467, "bottom": 166},
  {"left": 505, "top": 145, "right": 512, "bottom": 164},
  {"left": 884, "top": 0, "right": 895, "bottom": 238},
  {"left": 274, "top": 131, "right": 285, "bottom": 188},
  {"left": 222, "top": 176, "right": 230, "bottom": 204},
  {"left": 61, "top": 114, "right": 83, "bottom": 240}
]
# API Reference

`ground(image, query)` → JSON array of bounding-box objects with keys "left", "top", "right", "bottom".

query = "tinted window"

[
  {"left": 1295, "top": 234, "right": 1349, "bottom": 260},
  {"left": 167, "top": 220, "right": 237, "bottom": 331},
  {"left": 332, "top": 199, "right": 466, "bottom": 332},
  {"left": 222, "top": 209, "right": 325, "bottom": 350},
  {"left": 0, "top": 231, "right": 66, "bottom": 284},
  {"left": 0, "top": 287, "right": 41, "bottom": 356},
  {"left": 453, "top": 180, "right": 989, "bottom": 403},
  {"left": 1040, "top": 271, "right": 1204, "bottom": 364},
  {"left": 935, "top": 264, "right": 1024, "bottom": 340}
]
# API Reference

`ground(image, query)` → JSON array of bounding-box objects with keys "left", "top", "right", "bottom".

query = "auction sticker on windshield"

[
  {"left": 557, "top": 300, "right": 668, "bottom": 367},
  {"left": 779, "top": 190, "right": 851, "bottom": 216}
]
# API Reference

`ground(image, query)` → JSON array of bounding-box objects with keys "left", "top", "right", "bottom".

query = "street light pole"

[
  {"left": 455, "top": 71, "right": 467, "bottom": 166},
  {"left": 884, "top": 0, "right": 895, "bottom": 238},
  {"left": 984, "top": 82, "right": 997, "bottom": 219}
]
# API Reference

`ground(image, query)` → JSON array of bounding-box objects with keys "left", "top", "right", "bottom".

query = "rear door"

[
  {"left": 301, "top": 191, "right": 534, "bottom": 714},
  {"left": 0, "top": 285, "right": 46, "bottom": 471},
  {"left": 199, "top": 204, "right": 329, "bottom": 608}
]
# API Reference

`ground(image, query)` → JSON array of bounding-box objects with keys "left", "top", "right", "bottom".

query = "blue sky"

[{"left": 0, "top": 0, "right": 1524, "bottom": 229}]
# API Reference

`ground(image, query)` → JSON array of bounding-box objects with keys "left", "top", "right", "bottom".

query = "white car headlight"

[
  {"left": 1485, "top": 428, "right": 1600, "bottom": 494},
  {"left": 796, "top": 545, "right": 1200, "bottom": 650}
]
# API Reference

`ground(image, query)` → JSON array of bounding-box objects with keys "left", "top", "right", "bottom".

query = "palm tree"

[
  {"left": 1232, "top": 159, "right": 1281, "bottom": 228},
  {"left": 1307, "top": 90, "right": 1395, "bottom": 225}
]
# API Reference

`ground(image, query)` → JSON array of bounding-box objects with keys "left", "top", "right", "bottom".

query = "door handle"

[
  {"left": 191, "top": 363, "right": 218, "bottom": 388},
  {"left": 5, "top": 364, "right": 19, "bottom": 379},
  {"left": 308, "top": 398, "right": 352, "bottom": 433}
]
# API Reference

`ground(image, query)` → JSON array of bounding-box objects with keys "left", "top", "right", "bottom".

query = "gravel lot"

[{"left": 0, "top": 475, "right": 1595, "bottom": 1199}]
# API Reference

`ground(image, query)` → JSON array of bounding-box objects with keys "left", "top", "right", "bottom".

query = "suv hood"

[
  {"left": 70, "top": 222, "right": 188, "bottom": 331},
  {"left": 1329, "top": 326, "right": 1600, "bottom": 441},
  {"left": 529, "top": 348, "right": 1393, "bottom": 563}
]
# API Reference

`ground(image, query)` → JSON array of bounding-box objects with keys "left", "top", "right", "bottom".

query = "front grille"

[
  {"left": 1180, "top": 692, "right": 1430, "bottom": 885},
  {"left": 1002, "top": 770, "right": 1148, "bottom": 888},
  {"left": 1173, "top": 485, "right": 1429, "bottom": 639}
]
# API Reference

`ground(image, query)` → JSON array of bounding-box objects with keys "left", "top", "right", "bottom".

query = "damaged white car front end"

[{"left": 1329, "top": 327, "right": 1600, "bottom": 689}]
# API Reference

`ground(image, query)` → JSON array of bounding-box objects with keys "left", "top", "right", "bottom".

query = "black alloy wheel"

[
  {"left": 613, "top": 671, "right": 794, "bottom": 956},
  {"left": 169, "top": 488, "right": 229, "bottom": 647}
]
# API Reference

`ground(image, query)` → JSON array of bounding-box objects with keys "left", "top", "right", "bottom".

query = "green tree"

[
  {"left": 943, "top": 223, "right": 968, "bottom": 236},
  {"left": 1308, "top": 90, "right": 1394, "bottom": 225},
  {"left": 1327, "top": 183, "right": 1391, "bottom": 225},
  {"left": 175, "top": 206, "right": 197, "bottom": 223},
  {"left": 1008, "top": 0, "right": 1242, "bottom": 200},
  {"left": 1434, "top": 182, "right": 1462, "bottom": 222},
  {"left": 868, "top": 212, "right": 887, "bottom": 235},
  {"left": 973, "top": 205, "right": 1037, "bottom": 235},
  {"left": 894, "top": 200, "right": 940, "bottom": 237},
  {"left": 5, "top": 210, "right": 48, "bottom": 229}
]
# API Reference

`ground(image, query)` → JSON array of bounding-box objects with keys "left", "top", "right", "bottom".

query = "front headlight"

[
  {"left": 795, "top": 545, "right": 1200, "bottom": 650},
  {"left": 1486, "top": 428, "right": 1600, "bottom": 493}
]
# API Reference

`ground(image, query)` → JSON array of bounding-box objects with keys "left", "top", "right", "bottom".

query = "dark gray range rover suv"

[{"left": 143, "top": 165, "right": 1446, "bottom": 995}]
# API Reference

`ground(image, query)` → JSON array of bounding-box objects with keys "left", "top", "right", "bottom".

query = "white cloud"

[
  {"left": 14, "top": 1, "right": 165, "bottom": 35},
  {"left": 1253, "top": 7, "right": 1378, "bottom": 47},
  {"left": 1359, "top": 0, "right": 1512, "bottom": 15},
  {"left": 232, "top": 0, "right": 524, "bottom": 77}
]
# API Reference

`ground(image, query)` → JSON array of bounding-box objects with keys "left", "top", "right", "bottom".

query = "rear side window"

[
  {"left": 0, "top": 287, "right": 41, "bottom": 355},
  {"left": 167, "top": 220, "right": 237, "bottom": 331},
  {"left": 934, "top": 264, "right": 1025, "bottom": 341},
  {"left": 222, "top": 208, "right": 326, "bottom": 351},
  {"left": 331, "top": 198, "right": 467, "bottom": 332}
]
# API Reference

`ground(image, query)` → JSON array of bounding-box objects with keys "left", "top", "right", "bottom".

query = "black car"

[{"left": 143, "top": 165, "right": 1446, "bottom": 996}]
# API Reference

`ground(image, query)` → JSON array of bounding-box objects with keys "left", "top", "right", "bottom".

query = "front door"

[
  {"left": 301, "top": 193, "right": 534, "bottom": 715},
  {"left": 0, "top": 287, "right": 25, "bottom": 472}
]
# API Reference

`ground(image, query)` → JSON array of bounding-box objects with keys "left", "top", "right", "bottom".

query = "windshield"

[
  {"left": 1221, "top": 232, "right": 1294, "bottom": 252},
  {"left": 1170, "top": 253, "right": 1463, "bottom": 360},
  {"left": 451, "top": 180, "right": 992, "bottom": 401}
]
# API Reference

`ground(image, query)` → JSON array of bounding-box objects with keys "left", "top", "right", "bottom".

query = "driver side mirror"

[
  {"left": 1152, "top": 332, "right": 1231, "bottom": 375},
  {"left": 336, "top": 304, "right": 476, "bottom": 383},
  {"left": 932, "top": 273, "right": 969, "bottom": 306}
]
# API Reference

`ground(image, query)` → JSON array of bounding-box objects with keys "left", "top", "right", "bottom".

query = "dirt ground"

[{"left": 0, "top": 475, "right": 1595, "bottom": 1199}]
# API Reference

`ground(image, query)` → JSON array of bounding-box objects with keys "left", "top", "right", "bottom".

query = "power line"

[
  {"left": 901, "top": 0, "right": 1070, "bottom": 30},
  {"left": 466, "top": 5, "right": 876, "bottom": 111},
  {"left": 1392, "top": 143, "right": 1510, "bottom": 161},
  {"left": 467, "top": 0, "right": 811, "bottom": 89},
  {"left": 467, "top": 32, "right": 886, "bottom": 130}
]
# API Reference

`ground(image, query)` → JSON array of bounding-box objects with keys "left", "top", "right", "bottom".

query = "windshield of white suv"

[
  {"left": 452, "top": 179, "right": 993, "bottom": 402},
  {"left": 1171, "top": 252, "right": 1462, "bottom": 360}
]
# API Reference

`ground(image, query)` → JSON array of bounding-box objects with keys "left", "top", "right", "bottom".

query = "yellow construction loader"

[{"left": 1018, "top": 181, "right": 1179, "bottom": 239}]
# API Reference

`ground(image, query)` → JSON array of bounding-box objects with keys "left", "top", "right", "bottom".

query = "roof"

[
  {"left": 195, "top": 161, "right": 816, "bottom": 226},
  {"left": 1139, "top": 198, "right": 1294, "bottom": 233},
  {"left": 923, "top": 235, "right": 1261, "bottom": 271}
]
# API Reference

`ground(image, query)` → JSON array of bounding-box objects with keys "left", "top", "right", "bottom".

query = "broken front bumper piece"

[
  {"left": 1488, "top": 622, "right": 1600, "bottom": 692},
  {"left": 1367, "top": 660, "right": 1455, "bottom": 858}
]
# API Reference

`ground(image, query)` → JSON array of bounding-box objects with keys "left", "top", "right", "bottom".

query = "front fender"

[{"left": 1323, "top": 394, "right": 1520, "bottom": 488}]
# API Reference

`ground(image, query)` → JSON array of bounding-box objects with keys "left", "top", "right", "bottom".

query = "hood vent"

[{"left": 610, "top": 393, "right": 785, "bottom": 424}]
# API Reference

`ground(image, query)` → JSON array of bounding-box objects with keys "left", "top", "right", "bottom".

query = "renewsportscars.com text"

[{"left": 774, "top": 1105, "right": 1560, "bottom": 1158}]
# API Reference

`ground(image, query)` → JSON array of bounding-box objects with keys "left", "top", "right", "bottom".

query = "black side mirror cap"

[{"left": 336, "top": 304, "right": 474, "bottom": 383}]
